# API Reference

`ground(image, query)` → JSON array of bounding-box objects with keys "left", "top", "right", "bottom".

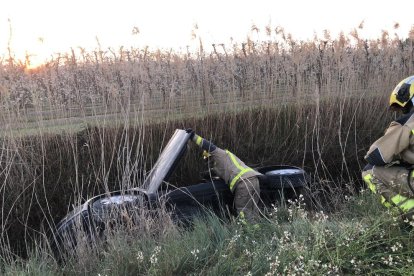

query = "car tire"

[
  {"left": 257, "top": 165, "right": 311, "bottom": 207},
  {"left": 257, "top": 165, "right": 309, "bottom": 188}
]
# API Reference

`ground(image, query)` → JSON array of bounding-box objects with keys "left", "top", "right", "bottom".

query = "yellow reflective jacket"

[
  {"left": 365, "top": 112, "right": 414, "bottom": 165},
  {"left": 192, "top": 134, "right": 262, "bottom": 191}
]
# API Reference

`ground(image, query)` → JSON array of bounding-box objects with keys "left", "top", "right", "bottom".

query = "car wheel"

[{"left": 257, "top": 165, "right": 311, "bottom": 206}]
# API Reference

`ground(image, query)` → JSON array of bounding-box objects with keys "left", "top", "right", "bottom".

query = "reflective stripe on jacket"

[{"left": 192, "top": 134, "right": 262, "bottom": 191}]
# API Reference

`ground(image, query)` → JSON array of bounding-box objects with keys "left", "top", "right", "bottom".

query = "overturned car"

[{"left": 51, "top": 129, "right": 310, "bottom": 259}]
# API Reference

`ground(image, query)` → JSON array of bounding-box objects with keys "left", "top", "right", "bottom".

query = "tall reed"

[{"left": 0, "top": 25, "right": 411, "bottom": 260}]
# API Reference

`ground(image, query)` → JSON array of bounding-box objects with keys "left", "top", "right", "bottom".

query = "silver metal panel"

[{"left": 143, "top": 129, "right": 191, "bottom": 194}]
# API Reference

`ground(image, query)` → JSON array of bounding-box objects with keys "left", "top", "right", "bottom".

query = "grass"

[{"left": 3, "top": 191, "right": 414, "bottom": 275}]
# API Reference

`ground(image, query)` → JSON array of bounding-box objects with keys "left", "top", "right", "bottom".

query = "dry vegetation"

[
  {"left": 1, "top": 25, "right": 413, "bottom": 123},
  {"left": 0, "top": 24, "right": 414, "bottom": 273}
]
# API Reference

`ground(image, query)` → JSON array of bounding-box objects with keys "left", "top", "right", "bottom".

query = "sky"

[{"left": 1, "top": 0, "right": 413, "bottom": 68}]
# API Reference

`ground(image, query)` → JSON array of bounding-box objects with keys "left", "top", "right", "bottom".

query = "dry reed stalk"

[{"left": 0, "top": 25, "right": 410, "bottom": 260}]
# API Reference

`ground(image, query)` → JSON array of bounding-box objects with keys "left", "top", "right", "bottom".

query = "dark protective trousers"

[
  {"left": 362, "top": 165, "right": 414, "bottom": 218},
  {"left": 233, "top": 176, "right": 261, "bottom": 224}
]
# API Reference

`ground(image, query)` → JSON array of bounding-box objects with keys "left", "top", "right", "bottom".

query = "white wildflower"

[
  {"left": 390, "top": 242, "right": 403, "bottom": 252},
  {"left": 191, "top": 249, "right": 200, "bottom": 260},
  {"left": 244, "top": 249, "right": 253, "bottom": 257},
  {"left": 136, "top": 251, "right": 144, "bottom": 263},
  {"left": 150, "top": 246, "right": 161, "bottom": 265},
  {"left": 382, "top": 255, "right": 394, "bottom": 266},
  {"left": 265, "top": 256, "right": 280, "bottom": 276},
  {"left": 315, "top": 211, "right": 328, "bottom": 221}
]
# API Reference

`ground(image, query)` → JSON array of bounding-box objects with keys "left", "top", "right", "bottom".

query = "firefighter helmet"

[{"left": 389, "top": 76, "right": 414, "bottom": 112}]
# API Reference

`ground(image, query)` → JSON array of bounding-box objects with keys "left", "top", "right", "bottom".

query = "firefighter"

[
  {"left": 188, "top": 130, "right": 262, "bottom": 224},
  {"left": 362, "top": 75, "right": 414, "bottom": 219}
]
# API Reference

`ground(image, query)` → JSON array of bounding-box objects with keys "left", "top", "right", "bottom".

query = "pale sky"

[{"left": 1, "top": 0, "right": 413, "bottom": 67}]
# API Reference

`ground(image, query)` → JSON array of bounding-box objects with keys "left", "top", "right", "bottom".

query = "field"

[{"left": 1, "top": 25, "right": 414, "bottom": 274}]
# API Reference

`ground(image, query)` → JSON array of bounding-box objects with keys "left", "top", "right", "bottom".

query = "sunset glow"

[{"left": 1, "top": 0, "right": 413, "bottom": 68}]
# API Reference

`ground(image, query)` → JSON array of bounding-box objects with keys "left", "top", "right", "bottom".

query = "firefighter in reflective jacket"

[
  {"left": 189, "top": 131, "right": 262, "bottom": 224},
  {"left": 362, "top": 75, "right": 414, "bottom": 219}
]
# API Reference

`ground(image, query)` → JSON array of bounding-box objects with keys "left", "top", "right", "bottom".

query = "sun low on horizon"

[{"left": 1, "top": 0, "right": 413, "bottom": 69}]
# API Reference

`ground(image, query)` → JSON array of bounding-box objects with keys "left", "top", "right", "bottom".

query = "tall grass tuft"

[{"left": 4, "top": 192, "right": 414, "bottom": 275}]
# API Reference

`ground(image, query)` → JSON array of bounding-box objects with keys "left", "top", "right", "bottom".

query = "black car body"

[{"left": 52, "top": 129, "right": 309, "bottom": 258}]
